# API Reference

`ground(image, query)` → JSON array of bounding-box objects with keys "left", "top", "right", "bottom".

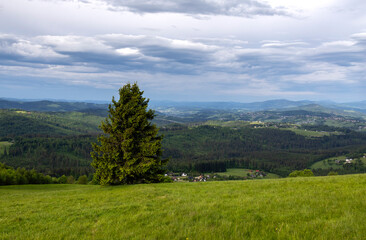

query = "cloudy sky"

[{"left": 1, "top": 0, "right": 366, "bottom": 102}]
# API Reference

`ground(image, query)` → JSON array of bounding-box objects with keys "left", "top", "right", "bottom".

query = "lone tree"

[{"left": 91, "top": 83, "right": 168, "bottom": 185}]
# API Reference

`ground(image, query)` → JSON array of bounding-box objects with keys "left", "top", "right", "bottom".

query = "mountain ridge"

[{"left": 0, "top": 98, "right": 365, "bottom": 115}]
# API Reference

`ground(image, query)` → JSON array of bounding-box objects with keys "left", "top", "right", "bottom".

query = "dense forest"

[
  {"left": 1, "top": 103, "right": 366, "bottom": 178},
  {"left": 161, "top": 125, "right": 366, "bottom": 176},
  {"left": 1, "top": 122, "right": 366, "bottom": 177}
]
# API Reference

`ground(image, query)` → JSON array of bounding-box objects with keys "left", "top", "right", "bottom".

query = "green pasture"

[
  {"left": 205, "top": 120, "right": 250, "bottom": 128},
  {"left": 1, "top": 174, "right": 366, "bottom": 239},
  {"left": 311, "top": 155, "right": 366, "bottom": 170},
  {"left": 214, "top": 168, "right": 280, "bottom": 179},
  {"left": 311, "top": 155, "right": 348, "bottom": 169},
  {"left": 282, "top": 128, "right": 334, "bottom": 138}
]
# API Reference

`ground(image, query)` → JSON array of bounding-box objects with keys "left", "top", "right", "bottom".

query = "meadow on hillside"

[{"left": 1, "top": 174, "right": 366, "bottom": 239}]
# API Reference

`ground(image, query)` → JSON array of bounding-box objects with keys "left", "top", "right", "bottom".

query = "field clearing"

[
  {"left": 205, "top": 120, "right": 250, "bottom": 128},
  {"left": 311, "top": 155, "right": 348, "bottom": 169},
  {"left": 0, "top": 142, "right": 12, "bottom": 155},
  {"left": 324, "top": 119, "right": 362, "bottom": 129},
  {"left": 282, "top": 128, "right": 335, "bottom": 138},
  {"left": 311, "top": 155, "right": 366, "bottom": 170},
  {"left": 1, "top": 175, "right": 366, "bottom": 239},
  {"left": 214, "top": 168, "right": 280, "bottom": 179}
]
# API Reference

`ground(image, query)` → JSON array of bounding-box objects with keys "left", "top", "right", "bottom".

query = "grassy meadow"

[
  {"left": 1, "top": 174, "right": 366, "bottom": 239},
  {"left": 282, "top": 128, "right": 336, "bottom": 138},
  {"left": 213, "top": 168, "right": 280, "bottom": 179},
  {"left": 311, "top": 156, "right": 348, "bottom": 169},
  {"left": 311, "top": 156, "right": 366, "bottom": 170}
]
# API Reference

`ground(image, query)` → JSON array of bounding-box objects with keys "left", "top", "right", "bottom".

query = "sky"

[{"left": 0, "top": 0, "right": 366, "bottom": 103}]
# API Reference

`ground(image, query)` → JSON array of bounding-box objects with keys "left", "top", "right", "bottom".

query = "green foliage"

[
  {"left": 162, "top": 124, "right": 366, "bottom": 176},
  {"left": 328, "top": 171, "right": 339, "bottom": 176},
  {"left": 2, "top": 175, "right": 366, "bottom": 239},
  {"left": 0, "top": 109, "right": 103, "bottom": 138},
  {"left": 0, "top": 162, "right": 52, "bottom": 185},
  {"left": 58, "top": 175, "right": 67, "bottom": 184},
  {"left": 67, "top": 176, "right": 75, "bottom": 184},
  {"left": 2, "top": 99, "right": 366, "bottom": 179},
  {"left": 288, "top": 169, "right": 314, "bottom": 177},
  {"left": 91, "top": 83, "right": 168, "bottom": 185},
  {"left": 0, "top": 141, "right": 12, "bottom": 156},
  {"left": 0, "top": 136, "right": 95, "bottom": 177},
  {"left": 77, "top": 175, "right": 88, "bottom": 184}
]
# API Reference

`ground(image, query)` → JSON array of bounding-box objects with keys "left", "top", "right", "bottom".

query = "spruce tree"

[{"left": 91, "top": 83, "right": 168, "bottom": 185}]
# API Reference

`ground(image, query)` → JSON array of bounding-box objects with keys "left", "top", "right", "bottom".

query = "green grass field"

[
  {"left": 214, "top": 168, "right": 280, "bottom": 179},
  {"left": 1, "top": 174, "right": 366, "bottom": 239},
  {"left": 0, "top": 142, "right": 12, "bottom": 155},
  {"left": 282, "top": 128, "right": 335, "bottom": 138},
  {"left": 205, "top": 120, "right": 250, "bottom": 128},
  {"left": 311, "top": 155, "right": 348, "bottom": 169},
  {"left": 310, "top": 156, "right": 366, "bottom": 170}
]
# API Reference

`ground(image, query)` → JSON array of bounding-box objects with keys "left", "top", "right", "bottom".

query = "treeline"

[
  {"left": 0, "top": 162, "right": 93, "bottom": 185},
  {"left": 0, "top": 162, "right": 54, "bottom": 185}
]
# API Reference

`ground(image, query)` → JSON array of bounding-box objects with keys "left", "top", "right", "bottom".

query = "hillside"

[
  {"left": 0, "top": 99, "right": 107, "bottom": 112},
  {"left": 0, "top": 109, "right": 103, "bottom": 137},
  {"left": 2, "top": 98, "right": 366, "bottom": 129},
  {"left": 1, "top": 174, "right": 366, "bottom": 239},
  {"left": 2, "top": 107, "right": 366, "bottom": 177},
  {"left": 1, "top": 98, "right": 366, "bottom": 178}
]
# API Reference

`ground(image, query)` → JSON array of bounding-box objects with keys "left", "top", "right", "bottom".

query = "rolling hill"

[
  {"left": 1, "top": 98, "right": 366, "bottom": 178},
  {"left": 0, "top": 99, "right": 107, "bottom": 112}
]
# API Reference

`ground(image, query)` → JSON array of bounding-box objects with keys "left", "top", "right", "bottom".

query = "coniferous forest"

[{"left": 1, "top": 100, "right": 366, "bottom": 179}]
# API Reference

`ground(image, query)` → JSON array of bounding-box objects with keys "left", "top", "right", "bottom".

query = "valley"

[{"left": 1, "top": 99, "right": 366, "bottom": 179}]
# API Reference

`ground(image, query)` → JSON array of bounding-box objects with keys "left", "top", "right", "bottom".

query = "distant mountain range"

[
  {"left": 0, "top": 99, "right": 108, "bottom": 112},
  {"left": 150, "top": 99, "right": 366, "bottom": 112},
  {"left": 0, "top": 98, "right": 365, "bottom": 116}
]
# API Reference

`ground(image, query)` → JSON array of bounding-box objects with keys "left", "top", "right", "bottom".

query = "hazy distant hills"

[
  {"left": 0, "top": 99, "right": 108, "bottom": 112},
  {"left": 151, "top": 99, "right": 366, "bottom": 113},
  {"left": 280, "top": 104, "right": 366, "bottom": 119},
  {"left": 150, "top": 99, "right": 314, "bottom": 111},
  {"left": 0, "top": 98, "right": 365, "bottom": 119}
]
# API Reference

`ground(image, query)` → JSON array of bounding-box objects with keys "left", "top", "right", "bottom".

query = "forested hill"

[
  {"left": 0, "top": 109, "right": 103, "bottom": 137},
  {"left": 2, "top": 98, "right": 366, "bottom": 114},
  {"left": 0, "top": 99, "right": 107, "bottom": 112},
  {"left": 1, "top": 99, "right": 366, "bottom": 178},
  {"left": 2, "top": 108, "right": 366, "bottom": 177}
]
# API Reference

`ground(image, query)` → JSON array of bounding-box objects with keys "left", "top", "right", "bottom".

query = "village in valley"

[{"left": 167, "top": 169, "right": 270, "bottom": 182}]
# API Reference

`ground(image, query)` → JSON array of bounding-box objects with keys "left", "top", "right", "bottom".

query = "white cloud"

[
  {"left": 0, "top": 34, "right": 67, "bottom": 61},
  {"left": 37, "top": 35, "right": 113, "bottom": 53},
  {"left": 261, "top": 41, "right": 308, "bottom": 48},
  {"left": 1, "top": 0, "right": 366, "bottom": 101},
  {"left": 115, "top": 47, "right": 140, "bottom": 56},
  {"left": 322, "top": 41, "right": 355, "bottom": 47},
  {"left": 91, "top": 0, "right": 292, "bottom": 17}
]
